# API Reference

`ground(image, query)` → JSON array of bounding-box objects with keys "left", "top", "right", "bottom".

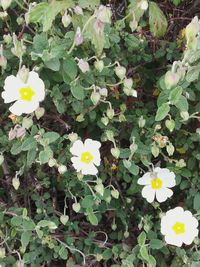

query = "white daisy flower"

[
  {"left": 1, "top": 71, "right": 45, "bottom": 116},
  {"left": 70, "top": 138, "right": 101, "bottom": 175},
  {"left": 137, "top": 167, "right": 176, "bottom": 203},
  {"left": 161, "top": 207, "right": 199, "bottom": 247}
]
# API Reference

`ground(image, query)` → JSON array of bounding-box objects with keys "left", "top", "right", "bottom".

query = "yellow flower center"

[
  {"left": 172, "top": 222, "right": 185, "bottom": 235},
  {"left": 20, "top": 87, "right": 35, "bottom": 102},
  {"left": 81, "top": 152, "right": 93, "bottom": 164},
  {"left": 151, "top": 178, "right": 163, "bottom": 189}
]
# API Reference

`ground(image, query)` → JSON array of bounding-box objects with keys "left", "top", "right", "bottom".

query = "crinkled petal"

[
  {"left": 70, "top": 140, "right": 84, "bottom": 156},
  {"left": 27, "top": 71, "right": 45, "bottom": 101},
  {"left": 137, "top": 172, "right": 152, "bottom": 185},
  {"left": 9, "top": 99, "right": 39, "bottom": 116},
  {"left": 165, "top": 234, "right": 183, "bottom": 247},
  {"left": 1, "top": 90, "right": 20, "bottom": 103},
  {"left": 3, "top": 75, "right": 24, "bottom": 92},
  {"left": 182, "top": 228, "right": 198, "bottom": 245},
  {"left": 81, "top": 163, "right": 98, "bottom": 175},
  {"left": 156, "top": 168, "right": 176, "bottom": 188},
  {"left": 156, "top": 188, "right": 173, "bottom": 203},
  {"left": 84, "top": 139, "right": 101, "bottom": 150},
  {"left": 71, "top": 156, "right": 82, "bottom": 172},
  {"left": 141, "top": 185, "right": 155, "bottom": 203}
]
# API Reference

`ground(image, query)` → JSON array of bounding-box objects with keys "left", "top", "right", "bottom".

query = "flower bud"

[
  {"left": 106, "top": 108, "right": 114, "bottom": 119},
  {"left": 151, "top": 144, "right": 159, "bottom": 158},
  {"left": 111, "top": 223, "right": 117, "bottom": 231},
  {"left": 11, "top": 34, "right": 26, "bottom": 58},
  {"left": 62, "top": 11, "right": 71, "bottom": 28},
  {"left": 22, "top": 117, "right": 33, "bottom": 130},
  {"left": 99, "top": 87, "right": 108, "bottom": 97},
  {"left": 77, "top": 172, "right": 83, "bottom": 180},
  {"left": 101, "top": 116, "right": 109, "bottom": 126},
  {"left": 58, "top": 165, "right": 67, "bottom": 174},
  {"left": 165, "top": 71, "right": 180, "bottom": 90},
  {"left": 123, "top": 86, "right": 132, "bottom": 96},
  {"left": 111, "top": 147, "right": 120, "bottom": 159},
  {"left": 138, "top": 116, "right": 146, "bottom": 128},
  {"left": 96, "top": 5, "right": 112, "bottom": 24},
  {"left": 166, "top": 143, "right": 175, "bottom": 156},
  {"left": 68, "top": 132, "right": 78, "bottom": 143},
  {"left": 35, "top": 107, "right": 45, "bottom": 120},
  {"left": 0, "top": 55, "right": 7, "bottom": 69},
  {"left": 105, "top": 130, "right": 114, "bottom": 141},
  {"left": 74, "top": 5, "right": 83, "bottom": 15},
  {"left": 124, "top": 231, "right": 129, "bottom": 238},
  {"left": 76, "top": 114, "right": 84, "bottom": 122},
  {"left": 111, "top": 189, "right": 119, "bottom": 199},
  {"left": 0, "top": 154, "right": 4, "bottom": 165},
  {"left": 12, "top": 176, "right": 20, "bottom": 190},
  {"left": 140, "top": 0, "right": 148, "bottom": 10},
  {"left": 131, "top": 89, "right": 138, "bottom": 97},
  {"left": 118, "top": 114, "right": 126, "bottom": 122},
  {"left": 0, "top": 0, "right": 12, "bottom": 10},
  {"left": 176, "top": 159, "right": 186, "bottom": 168},
  {"left": 0, "top": 11, "right": 8, "bottom": 20},
  {"left": 0, "top": 247, "right": 5, "bottom": 258},
  {"left": 124, "top": 78, "right": 133, "bottom": 89},
  {"left": 15, "top": 126, "right": 26, "bottom": 138},
  {"left": 90, "top": 91, "right": 100, "bottom": 105},
  {"left": 77, "top": 59, "right": 90, "bottom": 73},
  {"left": 72, "top": 202, "right": 81, "bottom": 213},
  {"left": 75, "top": 27, "right": 83, "bottom": 46},
  {"left": 180, "top": 111, "right": 189, "bottom": 121},
  {"left": 94, "top": 183, "right": 104, "bottom": 196},
  {"left": 48, "top": 158, "right": 57, "bottom": 167},
  {"left": 165, "top": 119, "right": 175, "bottom": 132},
  {"left": 94, "top": 60, "right": 104, "bottom": 72},
  {"left": 115, "top": 65, "right": 126, "bottom": 80},
  {"left": 130, "top": 143, "right": 138, "bottom": 153},
  {"left": 60, "top": 215, "right": 69, "bottom": 225},
  {"left": 3, "top": 33, "right": 12, "bottom": 44}
]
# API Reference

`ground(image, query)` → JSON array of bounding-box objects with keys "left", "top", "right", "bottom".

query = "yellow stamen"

[
  {"left": 81, "top": 152, "right": 93, "bottom": 164},
  {"left": 20, "top": 87, "right": 35, "bottom": 102},
  {"left": 151, "top": 178, "right": 163, "bottom": 189},
  {"left": 172, "top": 222, "right": 185, "bottom": 235}
]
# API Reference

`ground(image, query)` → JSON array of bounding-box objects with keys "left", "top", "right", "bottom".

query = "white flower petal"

[
  {"left": 81, "top": 163, "right": 98, "bottom": 175},
  {"left": 71, "top": 156, "right": 82, "bottom": 172},
  {"left": 156, "top": 188, "right": 173, "bottom": 203},
  {"left": 70, "top": 140, "right": 84, "bottom": 156},
  {"left": 3, "top": 75, "right": 24, "bottom": 92},
  {"left": 141, "top": 185, "right": 155, "bottom": 203},
  {"left": 156, "top": 167, "right": 176, "bottom": 188},
  {"left": 165, "top": 234, "right": 183, "bottom": 247},
  {"left": 1, "top": 90, "right": 19, "bottom": 103},
  {"left": 182, "top": 228, "right": 199, "bottom": 245},
  {"left": 9, "top": 99, "right": 39, "bottom": 116},
  {"left": 137, "top": 173, "right": 152, "bottom": 185},
  {"left": 84, "top": 138, "right": 101, "bottom": 150},
  {"left": 27, "top": 71, "right": 45, "bottom": 101}
]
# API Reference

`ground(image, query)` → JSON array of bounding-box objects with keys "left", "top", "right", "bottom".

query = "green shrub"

[{"left": 0, "top": 0, "right": 200, "bottom": 266}]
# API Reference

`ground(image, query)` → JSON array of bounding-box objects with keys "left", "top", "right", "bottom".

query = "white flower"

[
  {"left": 161, "top": 207, "right": 199, "bottom": 247},
  {"left": 1, "top": 71, "right": 45, "bottom": 116},
  {"left": 137, "top": 167, "right": 176, "bottom": 203},
  {"left": 70, "top": 138, "right": 101, "bottom": 175}
]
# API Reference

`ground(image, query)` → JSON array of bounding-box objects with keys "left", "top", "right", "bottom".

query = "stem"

[
  {"left": 53, "top": 237, "right": 86, "bottom": 265},
  {"left": 15, "top": 0, "right": 28, "bottom": 11}
]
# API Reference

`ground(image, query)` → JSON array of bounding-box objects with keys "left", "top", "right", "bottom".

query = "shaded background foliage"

[{"left": 0, "top": 0, "right": 200, "bottom": 266}]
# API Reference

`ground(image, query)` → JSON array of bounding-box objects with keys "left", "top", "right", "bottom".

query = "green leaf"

[
  {"left": 155, "top": 103, "right": 170, "bottom": 121},
  {"left": 81, "top": 195, "right": 94, "bottom": 208},
  {"left": 21, "top": 231, "right": 32, "bottom": 248},
  {"left": 125, "top": 162, "right": 139, "bottom": 175},
  {"left": 186, "top": 67, "right": 200, "bottom": 83},
  {"left": 39, "top": 146, "right": 53, "bottom": 164},
  {"left": 169, "top": 86, "right": 183, "bottom": 104},
  {"left": 149, "top": 239, "right": 164, "bottom": 249},
  {"left": 23, "top": 219, "right": 36, "bottom": 231},
  {"left": 21, "top": 137, "right": 37, "bottom": 151},
  {"left": 43, "top": 132, "right": 60, "bottom": 144},
  {"left": 71, "top": 84, "right": 85, "bottom": 100},
  {"left": 193, "top": 193, "right": 200, "bottom": 211},
  {"left": 45, "top": 58, "right": 60, "bottom": 71},
  {"left": 78, "top": 0, "right": 100, "bottom": 9},
  {"left": 147, "top": 255, "right": 157, "bottom": 267},
  {"left": 27, "top": 148, "right": 37, "bottom": 167},
  {"left": 63, "top": 59, "right": 78, "bottom": 81},
  {"left": 137, "top": 231, "right": 146, "bottom": 246},
  {"left": 59, "top": 246, "right": 68, "bottom": 260},
  {"left": 175, "top": 95, "right": 188, "bottom": 111},
  {"left": 33, "top": 33, "right": 48, "bottom": 53},
  {"left": 11, "top": 216, "right": 23, "bottom": 226},
  {"left": 139, "top": 246, "right": 149, "bottom": 261},
  {"left": 29, "top": 3, "right": 49, "bottom": 23},
  {"left": 11, "top": 141, "right": 22, "bottom": 155},
  {"left": 149, "top": 2, "right": 168, "bottom": 38},
  {"left": 87, "top": 212, "right": 98, "bottom": 226}
]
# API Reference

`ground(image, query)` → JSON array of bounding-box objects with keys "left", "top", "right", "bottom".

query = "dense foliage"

[{"left": 0, "top": 0, "right": 200, "bottom": 266}]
